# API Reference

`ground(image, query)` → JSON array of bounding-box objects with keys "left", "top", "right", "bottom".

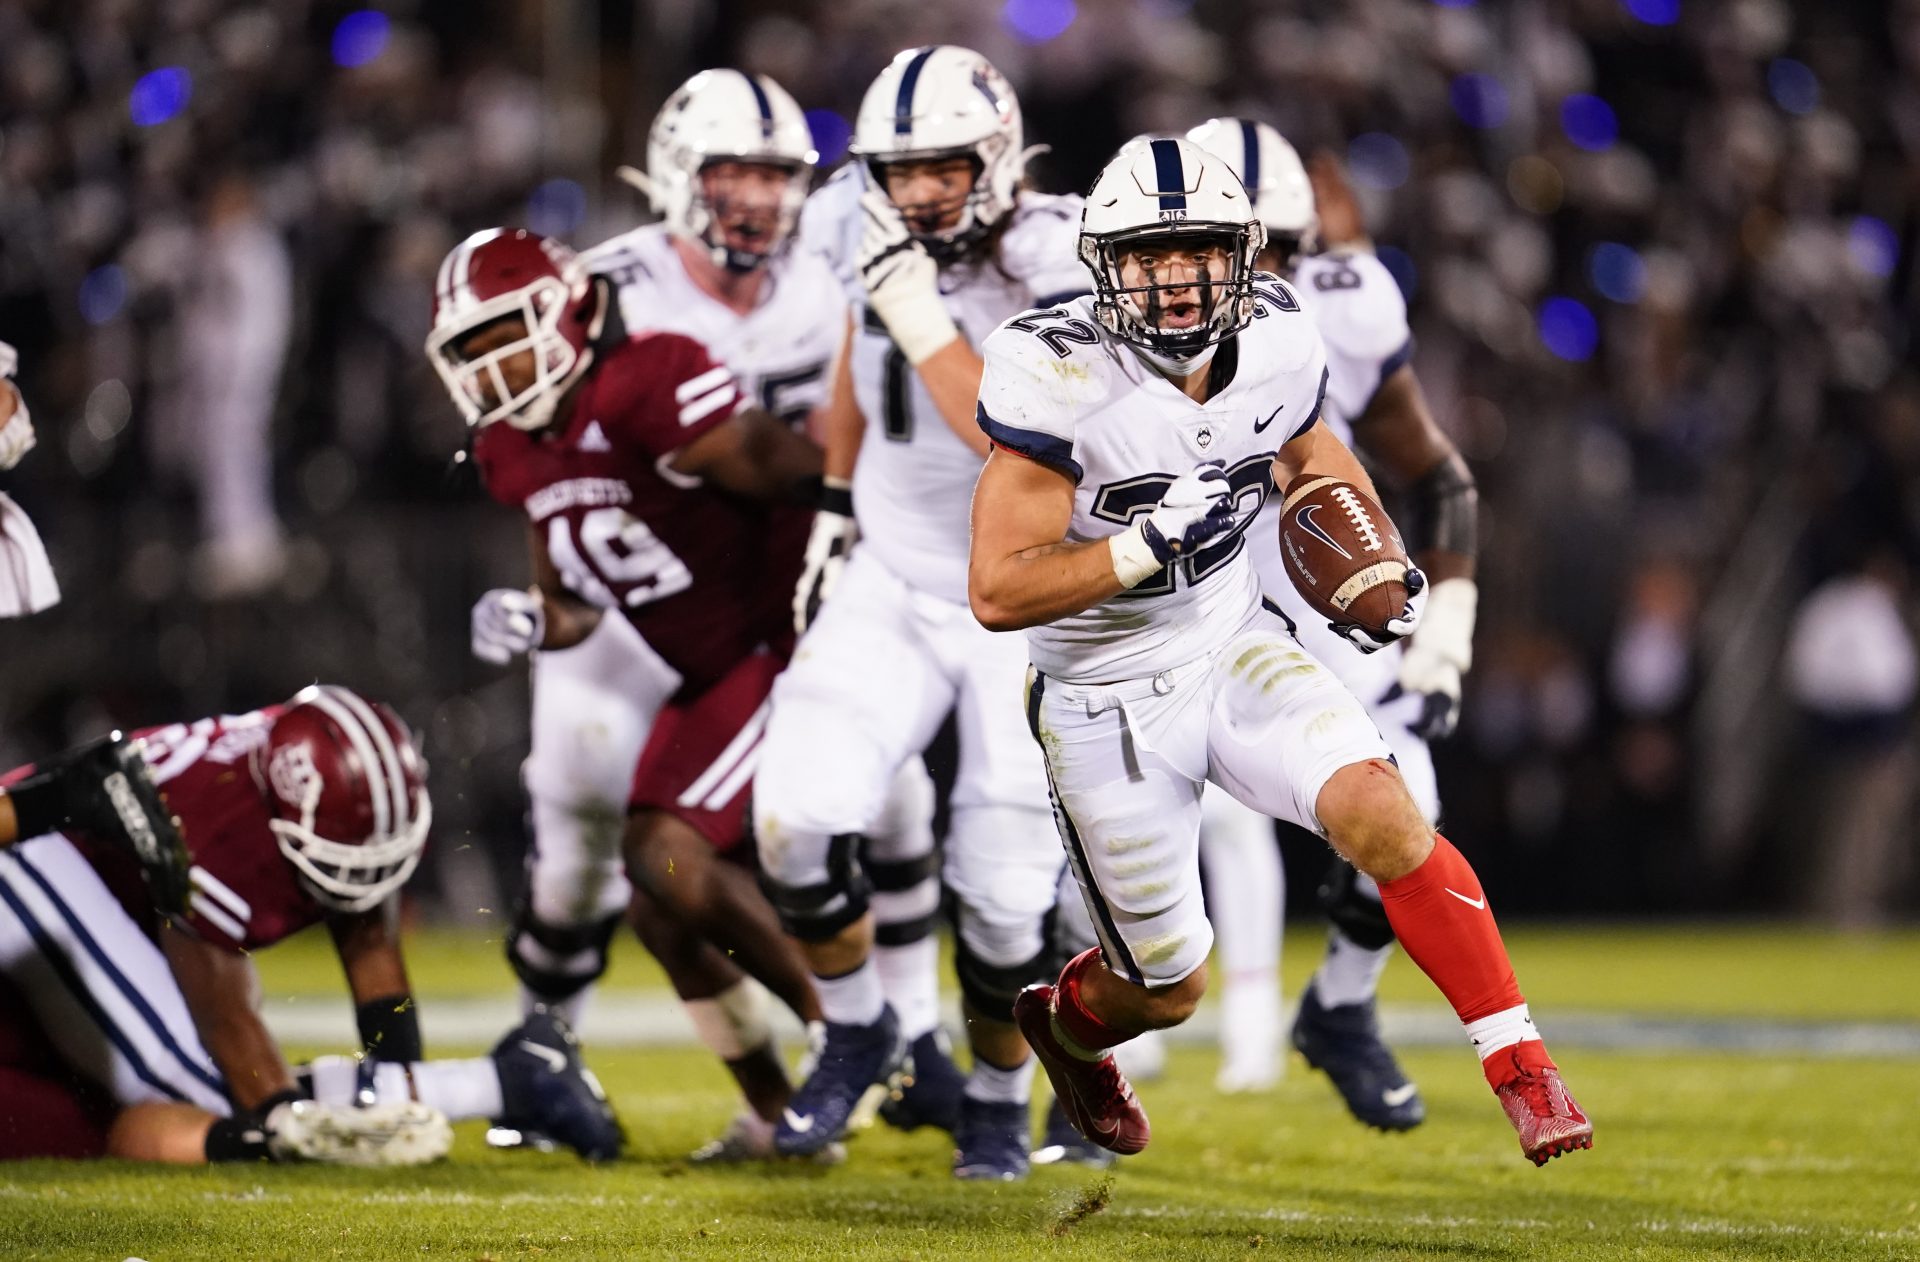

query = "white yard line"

[{"left": 256, "top": 990, "right": 1920, "bottom": 1057}]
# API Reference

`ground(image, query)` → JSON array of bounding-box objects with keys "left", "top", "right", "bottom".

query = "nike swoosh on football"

[
  {"left": 782, "top": 1108, "right": 816, "bottom": 1133},
  {"left": 1253, "top": 402, "right": 1286, "bottom": 433},
  {"left": 1444, "top": 888, "right": 1487, "bottom": 910},
  {"left": 1382, "top": 1083, "right": 1420, "bottom": 1107},
  {"left": 518, "top": 1040, "right": 569, "bottom": 1073}
]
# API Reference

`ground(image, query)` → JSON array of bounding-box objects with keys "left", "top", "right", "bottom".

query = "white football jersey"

[
  {"left": 1292, "top": 250, "right": 1413, "bottom": 444},
  {"left": 1252, "top": 249, "right": 1416, "bottom": 698},
  {"left": 581, "top": 224, "right": 844, "bottom": 426},
  {"left": 976, "top": 279, "right": 1329, "bottom": 684},
  {"left": 800, "top": 166, "right": 1089, "bottom": 605}
]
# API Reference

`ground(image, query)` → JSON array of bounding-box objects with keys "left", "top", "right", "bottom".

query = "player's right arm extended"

[{"left": 969, "top": 446, "right": 1119, "bottom": 631}]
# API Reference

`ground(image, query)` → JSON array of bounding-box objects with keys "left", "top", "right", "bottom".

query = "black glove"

[{"left": 7, "top": 734, "right": 193, "bottom": 916}]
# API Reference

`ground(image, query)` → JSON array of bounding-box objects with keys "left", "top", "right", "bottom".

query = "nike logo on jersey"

[
  {"left": 578, "top": 420, "right": 612, "bottom": 453},
  {"left": 1253, "top": 402, "right": 1285, "bottom": 433},
  {"left": 782, "top": 1108, "right": 816, "bottom": 1134},
  {"left": 517, "top": 1040, "right": 569, "bottom": 1074},
  {"left": 1383, "top": 1083, "right": 1420, "bottom": 1107},
  {"left": 1294, "top": 504, "right": 1354, "bottom": 560},
  {"left": 1444, "top": 888, "right": 1487, "bottom": 910}
]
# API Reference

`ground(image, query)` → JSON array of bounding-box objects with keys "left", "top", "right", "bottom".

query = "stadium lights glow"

[
  {"left": 805, "top": 109, "right": 852, "bottom": 166},
  {"left": 78, "top": 265, "right": 128, "bottom": 326},
  {"left": 1848, "top": 216, "right": 1899, "bottom": 279},
  {"left": 1622, "top": 0, "right": 1680, "bottom": 26},
  {"left": 1537, "top": 296, "right": 1598, "bottom": 362},
  {"left": 1003, "top": 0, "right": 1077, "bottom": 44},
  {"left": 1560, "top": 94, "right": 1618, "bottom": 152},
  {"left": 527, "top": 180, "right": 587, "bottom": 239},
  {"left": 1347, "top": 133, "right": 1411, "bottom": 191},
  {"left": 128, "top": 67, "right": 191, "bottom": 127},
  {"left": 1766, "top": 59, "right": 1819, "bottom": 117},
  {"left": 1451, "top": 75, "right": 1510, "bottom": 129},
  {"left": 1587, "top": 243, "right": 1646, "bottom": 304},
  {"left": 332, "top": 11, "right": 393, "bottom": 69}
]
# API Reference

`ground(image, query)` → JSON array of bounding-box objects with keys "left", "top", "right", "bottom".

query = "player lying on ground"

[
  {"left": 968, "top": 139, "right": 1591, "bottom": 1166},
  {"left": 429, "top": 228, "right": 841, "bottom": 1160},
  {"left": 0, "top": 338, "right": 61, "bottom": 618},
  {"left": 0, "top": 686, "right": 617, "bottom": 1163}
]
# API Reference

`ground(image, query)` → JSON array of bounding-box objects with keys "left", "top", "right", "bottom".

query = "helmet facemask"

[
  {"left": 866, "top": 142, "right": 1007, "bottom": 262},
  {"left": 426, "top": 278, "right": 594, "bottom": 432},
  {"left": 260, "top": 733, "right": 431, "bottom": 915},
  {"left": 686, "top": 157, "right": 811, "bottom": 273},
  {"left": 1082, "top": 222, "right": 1264, "bottom": 363}
]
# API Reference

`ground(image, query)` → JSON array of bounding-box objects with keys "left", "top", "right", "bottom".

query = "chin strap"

[
  {"left": 614, "top": 165, "right": 661, "bottom": 207},
  {"left": 1131, "top": 341, "right": 1218, "bottom": 380}
]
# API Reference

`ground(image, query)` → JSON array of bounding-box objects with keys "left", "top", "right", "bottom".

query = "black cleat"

[{"left": 1291, "top": 986, "right": 1425, "bottom": 1132}]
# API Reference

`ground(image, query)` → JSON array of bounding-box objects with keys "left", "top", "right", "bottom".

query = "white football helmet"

[
  {"left": 1186, "top": 118, "right": 1317, "bottom": 270},
  {"left": 631, "top": 69, "right": 818, "bottom": 272},
  {"left": 1079, "top": 137, "right": 1265, "bottom": 363},
  {"left": 850, "top": 45, "right": 1023, "bottom": 258}
]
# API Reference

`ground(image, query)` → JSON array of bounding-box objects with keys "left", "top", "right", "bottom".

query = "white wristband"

[
  {"left": 1109, "top": 524, "right": 1165, "bottom": 589},
  {"left": 1413, "top": 576, "right": 1479, "bottom": 672}
]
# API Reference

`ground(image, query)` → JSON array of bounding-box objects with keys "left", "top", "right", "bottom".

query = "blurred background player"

[
  {"left": 571, "top": 69, "right": 940, "bottom": 1162},
  {"left": 0, "top": 340, "right": 59, "bottom": 619},
  {"left": 430, "top": 228, "right": 833, "bottom": 1162},
  {"left": 753, "top": 45, "right": 1088, "bottom": 1179},
  {"left": 0, "top": 685, "right": 573, "bottom": 1165},
  {"left": 1183, "top": 118, "right": 1481, "bottom": 1130}
]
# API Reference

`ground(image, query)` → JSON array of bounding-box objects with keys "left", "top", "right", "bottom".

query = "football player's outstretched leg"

[{"left": 973, "top": 138, "right": 1588, "bottom": 1167}]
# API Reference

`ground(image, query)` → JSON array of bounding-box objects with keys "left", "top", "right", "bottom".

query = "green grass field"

[{"left": 3, "top": 924, "right": 1917, "bottom": 1261}]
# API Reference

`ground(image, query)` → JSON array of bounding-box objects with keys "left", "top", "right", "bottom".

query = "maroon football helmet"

[
  {"left": 426, "top": 228, "right": 605, "bottom": 431},
  {"left": 252, "top": 685, "right": 431, "bottom": 913}
]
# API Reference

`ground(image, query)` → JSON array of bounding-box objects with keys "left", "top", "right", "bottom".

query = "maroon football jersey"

[
  {"left": 474, "top": 331, "right": 800, "bottom": 692},
  {"left": 130, "top": 709, "right": 329, "bottom": 952}
]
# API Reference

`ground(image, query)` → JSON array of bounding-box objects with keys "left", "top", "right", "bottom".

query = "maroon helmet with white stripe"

[
  {"left": 426, "top": 228, "right": 605, "bottom": 431},
  {"left": 252, "top": 685, "right": 431, "bottom": 913}
]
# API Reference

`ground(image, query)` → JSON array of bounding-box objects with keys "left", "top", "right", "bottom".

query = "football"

[{"left": 1277, "top": 474, "right": 1411, "bottom": 634}]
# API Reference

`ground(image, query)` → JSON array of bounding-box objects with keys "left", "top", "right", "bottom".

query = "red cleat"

[
  {"left": 1488, "top": 1043, "right": 1593, "bottom": 1166},
  {"left": 1013, "top": 984, "right": 1150, "bottom": 1156}
]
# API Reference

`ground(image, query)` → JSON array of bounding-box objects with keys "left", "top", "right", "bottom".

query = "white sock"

[
  {"left": 1464, "top": 1004, "right": 1538, "bottom": 1061},
  {"left": 1312, "top": 929, "right": 1393, "bottom": 1008},
  {"left": 1218, "top": 968, "right": 1281, "bottom": 1072},
  {"left": 874, "top": 937, "right": 941, "bottom": 1041},
  {"left": 814, "top": 959, "right": 886, "bottom": 1026},
  {"left": 522, "top": 983, "right": 590, "bottom": 1032},
  {"left": 684, "top": 980, "right": 773, "bottom": 1061},
  {"left": 964, "top": 1056, "right": 1035, "bottom": 1105},
  {"left": 353, "top": 1058, "right": 504, "bottom": 1121}
]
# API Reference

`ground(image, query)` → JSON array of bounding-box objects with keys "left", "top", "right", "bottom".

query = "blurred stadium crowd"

[{"left": 0, "top": 0, "right": 1914, "bottom": 924}]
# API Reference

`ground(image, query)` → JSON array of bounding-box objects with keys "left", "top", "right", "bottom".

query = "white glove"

[
  {"left": 0, "top": 342, "right": 32, "bottom": 473},
  {"left": 471, "top": 588, "right": 545, "bottom": 664},
  {"left": 1386, "top": 576, "right": 1477, "bottom": 738},
  {"left": 1339, "top": 565, "right": 1427, "bottom": 655},
  {"left": 265, "top": 1099, "right": 453, "bottom": 1167},
  {"left": 1108, "top": 462, "right": 1234, "bottom": 588},
  {"left": 856, "top": 189, "right": 960, "bottom": 365},
  {"left": 794, "top": 478, "right": 858, "bottom": 633}
]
